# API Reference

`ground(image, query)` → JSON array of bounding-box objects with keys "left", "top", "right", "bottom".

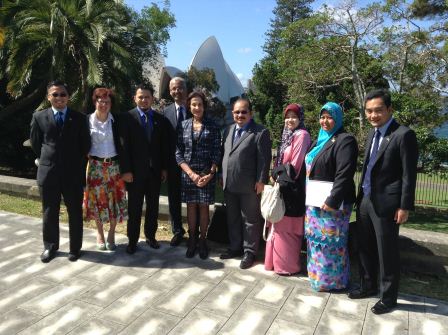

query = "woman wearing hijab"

[
  {"left": 265, "top": 104, "right": 311, "bottom": 275},
  {"left": 304, "top": 102, "right": 358, "bottom": 291}
]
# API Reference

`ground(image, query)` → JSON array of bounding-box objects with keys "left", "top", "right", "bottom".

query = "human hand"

[
  {"left": 197, "top": 174, "right": 213, "bottom": 188},
  {"left": 255, "top": 182, "right": 265, "bottom": 194},
  {"left": 121, "top": 172, "right": 133, "bottom": 183},
  {"left": 394, "top": 208, "right": 409, "bottom": 224},
  {"left": 161, "top": 170, "right": 167, "bottom": 182},
  {"left": 321, "top": 204, "right": 336, "bottom": 212}
]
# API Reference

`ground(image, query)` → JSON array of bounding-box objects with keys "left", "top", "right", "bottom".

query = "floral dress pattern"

[
  {"left": 84, "top": 159, "right": 127, "bottom": 225},
  {"left": 304, "top": 161, "right": 352, "bottom": 291}
]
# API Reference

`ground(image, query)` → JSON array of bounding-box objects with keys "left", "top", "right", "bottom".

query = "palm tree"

[{"left": 0, "top": 0, "right": 147, "bottom": 118}]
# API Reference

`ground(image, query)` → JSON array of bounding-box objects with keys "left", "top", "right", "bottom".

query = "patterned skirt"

[
  {"left": 305, "top": 204, "right": 352, "bottom": 291},
  {"left": 84, "top": 158, "right": 127, "bottom": 225},
  {"left": 181, "top": 156, "right": 215, "bottom": 204}
]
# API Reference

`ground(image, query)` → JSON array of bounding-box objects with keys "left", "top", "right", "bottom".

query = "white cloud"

[
  {"left": 237, "top": 47, "right": 252, "bottom": 54},
  {"left": 236, "top": 73, "right": 245, "bottom": 80}
]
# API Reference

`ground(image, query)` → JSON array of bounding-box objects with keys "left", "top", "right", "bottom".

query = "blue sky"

[{"left": 125, "top": 0, "right": 278, "bottom": 87}]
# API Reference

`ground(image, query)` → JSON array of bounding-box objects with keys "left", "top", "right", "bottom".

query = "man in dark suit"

[
  {"left": 220, "top": 98, "right": 272, "bottom": 269},
  {"left": 162, "top": 77, "right": 190, "bottom": 246},
  {"left": 349, "top": 89, "right": 418, "bottom": 314},
  {"left": 120, "top": 84, "right": 169, "bottom": 254},
  {"left": 30, "top": 80, "right": 91, "bottom": 263}
]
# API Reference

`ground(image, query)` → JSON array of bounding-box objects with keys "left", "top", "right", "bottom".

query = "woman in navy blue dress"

[{"left": 176, "top": 91, "right": 221, "bottom": 259}]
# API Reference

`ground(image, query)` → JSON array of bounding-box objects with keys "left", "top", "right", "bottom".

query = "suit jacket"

[
  {"left": 163, "top": 103, "right": 192, "bottom": 164},
  {"left": 30, "top": 107, "right": 91, "bottom": 187},
  {"left": 357, "top": 119, "right": 418, "bottom": 216},
  {"left": 222, "top": 121, "right": 272, "bottom": 193},
  {"left": 308, "top": 129, "right": 358, "bottom": 209},
  {"left": 119, "top": 108, "right": 169, "bottom": 181},
  {"left": 175, "top": 117, "right": 221, "bottom": 168}
]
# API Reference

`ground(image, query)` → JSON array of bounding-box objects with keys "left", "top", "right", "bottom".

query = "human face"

[
  {"left": 134, "top": 89, "right": 153, "bottom": 111},
  {"left": 284, "top": 110, "right": 299, "bottom": 131},
  {"left": 47, "top": 85, "right": 69, "bottom": 111},
  {"left": 169, "top": 80, "right": 186, "bottom": 104},
  {"left": 190, "top": 97, "right": 204, "bottom": 120},
  {"left": 365, "top": 97, "right": 393, "bottom": 128},
  {"left": 320, "top": 111, "right": 335, "bottom": 132},
  {"left": 95, "top": 97, "right": 111, "bottom": 114},
  {"left": 232, "top": 101, "right": 252, "bottom": 127}
]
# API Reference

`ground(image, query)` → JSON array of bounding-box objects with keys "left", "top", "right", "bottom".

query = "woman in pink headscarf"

[{"left": 264, "top": 104, "right": 310, "bottom": 275}]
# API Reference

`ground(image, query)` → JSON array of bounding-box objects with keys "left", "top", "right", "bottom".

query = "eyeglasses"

[
  {"left": 97, "top": 100, "right": 111, "bottom": 105},
  {"left": 50, "top": 93, "right": 67, "bottom": 98},
  {"left": 233, "top": 110, "right": 248, "bottom": 115}
]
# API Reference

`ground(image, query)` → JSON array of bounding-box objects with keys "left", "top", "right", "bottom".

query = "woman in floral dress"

[
  {"left": 84, "top": 88, "right": 127, "bottom": 251},
  {"left": 304, "top": 102, "right": 358, "bottom": 291}
]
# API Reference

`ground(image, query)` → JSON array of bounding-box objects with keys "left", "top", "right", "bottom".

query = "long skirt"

[
  {"left": 265, "top": 215, "right": 304, "bottom": 275},
  {"left": 84, "top": 158, "right": 127, "bottom": 225},
  {"left": 305, "top": 204, "right": 352, "bottom": 291}
]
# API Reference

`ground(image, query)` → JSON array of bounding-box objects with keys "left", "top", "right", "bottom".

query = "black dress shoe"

[
  {"left": 146, "top": 238, "right": 160, "bottom": 249},
  {"left": 240, "top": 251, "right": 255, "bottom": 269},
  {"left": 68, "top": 251, "right": 81, "bottom": 262},
  {"left": 219, "top": 249, "right": 243, "bottom": 260},
  {"left": 126, "top": 244, "right": 137, "bottom": 254},
  {"left": 371, "top": 300, "right": 397, "bottom": 315},
  {"left": 199, "top": 239, "right": 208, "bottom": 260},
  {"left": 170, "top": 233, "right": 184, "bottom": 247},
  {"left": 40, "top": 248, "right": 56, "bottom": 263},
  {"left": 348, "top": 287, "right": 378, "bottom": 299}
]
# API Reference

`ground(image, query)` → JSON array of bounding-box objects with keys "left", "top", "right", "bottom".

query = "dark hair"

[
  {"left": 364, "top": 89, "right": 392, "bottom": 108},
  {"left": 232, "top": 97, "right": 252, "bottom": 111},
  {"left": 47, "top": 80, "right": 70, "bottom": 95},
  {"left": 187, "top": 91, "right": 208, "bottom": 111},
  {"left": 92, "top": 87, "right": 115, "bottom": 105},
  {"left": 135, "top": 83, "right": 154, "bottom": 96}
]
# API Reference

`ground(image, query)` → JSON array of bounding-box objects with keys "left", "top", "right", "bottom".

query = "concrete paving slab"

[
  {"left": 315, "top": 313, "right": 364, "bottom": 335},
  {"left": 67, "top": 317, "right": 125, "bottom": 335},
  {"left": 362, "top": 311, "right": 409, "bottom": 335},
  {"left": 0, "top": 251, "right": 39, "bottom": 277},
  {"left": 266, "top": 318, "right": 315, "bottom": 335},
  {"left": 324, "top": 294, "right": 369, "bottom": 321},
  {"left": 277, "top": 286, "right": 329, "bottom": 327},
  {"left": 168, "top": 308, "right": 228, "bottom": 335},
  {"left": 17, "top": 300, "right": 102, "bottom": 335},
  {"left": 409, "top": 313, "right": 448, "bottom": 335},
  {"left": 0, "top": 308, "right": 41, "bottom": 335},
  {"left": 98, "top": 281, "right": 169, "bottom": 324},
  {"left": 154, "top": 280, "right": 215, "bottom": 317},
  {"left": 197, "top": 278, "right": 255, "bottom": 317},
  {"left": 246, "top": 278, "right": 293, "bottom": 308},
  {"left": 1, "top": 260, "right": 49, "bottom": 290},
  {"left": 217, "top": 300, "right": 278, "bottom": 335},
  {"left": 0, "top": 277, "right": 54, "bottom": 313},
  {"left": 119, "top": 308, "right": 181, "bottom": 335},
  {"left": 19, "top": 278, "right": 94, "bottom": 316}
]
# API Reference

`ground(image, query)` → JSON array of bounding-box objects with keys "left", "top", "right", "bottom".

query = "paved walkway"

[{"left": 0, "top": 211, "right": 447, "bottom": 335}]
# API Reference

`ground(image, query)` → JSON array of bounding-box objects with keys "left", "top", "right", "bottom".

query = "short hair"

[
  {"left": 187, "top": 91, "right": 208, "bottom": 111},
  {"left": 47, "top": 80, "right": 70, "bottom": 95},
  {"left": 92, "top": 87, "right": 115, "bottom": 105},
  {"left": 135, "top": 83, "right": 154, "bottom": 96},
  {"left": 169, "top": 77, "right": 187, "bottom": 89},
  {"left": 364, "top": 89, "right": 392, "bottom": 108},
  {"left": 232, "top": 97, "right": 252, "bottom": 111}
]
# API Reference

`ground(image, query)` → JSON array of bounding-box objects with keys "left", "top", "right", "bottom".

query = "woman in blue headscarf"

[{"left": 304, "top": 102, "right": 358, "bottom": 291}]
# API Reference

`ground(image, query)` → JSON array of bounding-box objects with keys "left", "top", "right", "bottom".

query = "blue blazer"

[{"left": 175, "top": 117, "right": 221, "bottom": 169}]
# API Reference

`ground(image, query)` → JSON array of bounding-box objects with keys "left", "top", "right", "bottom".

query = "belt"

[{"left": 90, "top": 155, "right": 118, "bottom": 163}]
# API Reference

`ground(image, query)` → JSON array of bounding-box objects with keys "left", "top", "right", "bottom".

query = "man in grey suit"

[
  {"left": 220, "top": 98, "right": 272, "bottom": 269},
  {"left": 162, "top": 77, "right": 189, "bottom": 246}
]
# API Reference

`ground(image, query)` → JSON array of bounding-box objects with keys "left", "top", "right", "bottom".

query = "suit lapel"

[
  {"left": 310, "top": 135, "right": 336, "bottom": 173},
  {"left": 225, "top": 124, "right": 236, "bottom": 154},
  {"left": 231, "top": 122, "right": 253, "bottom": 153},
  {"left": 45, "top": 108, "right": 57, "bottom": 129},
  {"left": 371, "top": 120, "right": 398, "bottom": 167}
]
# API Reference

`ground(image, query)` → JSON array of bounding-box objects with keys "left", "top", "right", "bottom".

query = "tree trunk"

[{"left": 0, "top": 83, "right": 47, "bottom": 122}]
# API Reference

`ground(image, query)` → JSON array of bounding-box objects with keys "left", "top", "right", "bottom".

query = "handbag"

[{"left": 260, "top": 182, "right": 285, "bottom": 224}]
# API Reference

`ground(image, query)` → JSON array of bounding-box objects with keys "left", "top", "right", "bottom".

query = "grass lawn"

[{"left": 1, "top": 191, "right": 447, "bottom": 301}]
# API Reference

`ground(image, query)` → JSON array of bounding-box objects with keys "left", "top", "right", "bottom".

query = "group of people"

[{"left": 30, "top": 79, "right": 418, "bottom": 315}]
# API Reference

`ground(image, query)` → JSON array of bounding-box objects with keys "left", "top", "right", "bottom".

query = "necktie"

[
  {"left": 141, "top": 111, "right": 153, "bottom": 139},
  {"left": 55, "top": 111, "right": 64, "bottom": 128},
  {"left": 233, "top": 128, "right": 243, "bottom": 146},
  {"left": 177, "top": 106, "right": 184, "bottom": 126},
  {"left": 362, "top": 129, "right": 381, "bottom": 196}
]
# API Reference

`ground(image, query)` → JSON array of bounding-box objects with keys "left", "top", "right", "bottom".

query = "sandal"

[
  {"left": 97, "top": 243, "right": 106, "bottom": 251},
  {"left": 106, "top": 242, "right": 116, "bottom": 251}
]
